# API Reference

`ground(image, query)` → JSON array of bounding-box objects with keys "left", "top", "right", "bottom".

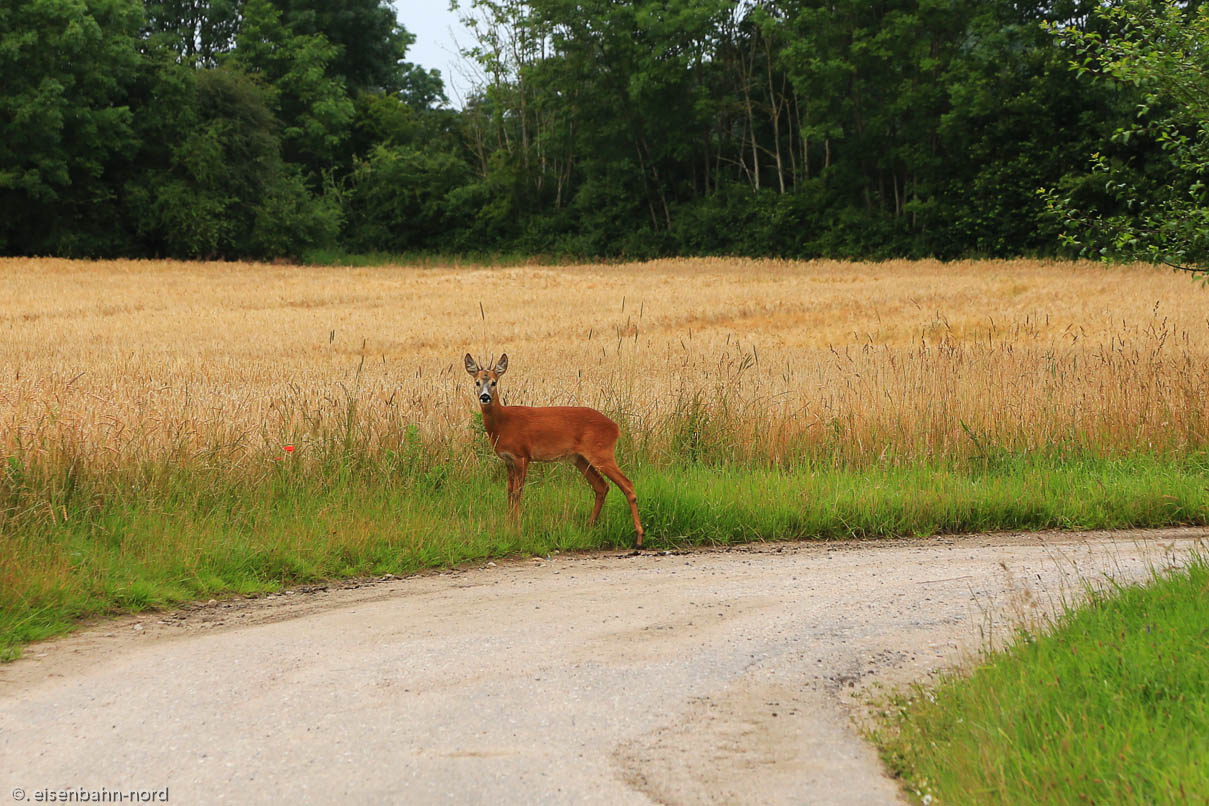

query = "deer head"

[{"left": 464, "top": 353, "right": 508, "bottom": 405}]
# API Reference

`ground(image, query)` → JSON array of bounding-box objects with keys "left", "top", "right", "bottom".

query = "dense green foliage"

[
  {"left": 1042, "top": 1, "right": 1209, "bottom": 278},
  {"left": 877, "top": 554, "right": 1209, "bottom": 804},
  {"left": 1, "top": 0, "right": 1204, "bottom": 261}
]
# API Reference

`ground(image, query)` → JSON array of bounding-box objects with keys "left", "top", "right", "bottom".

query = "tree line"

[{"left": 1, "top": 0, "right": 1203, "bottom": 264}]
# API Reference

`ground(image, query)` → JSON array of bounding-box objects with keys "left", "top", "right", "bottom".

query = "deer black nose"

[{"left": 479, "top": 393, "right": 491, "bottom": 404}]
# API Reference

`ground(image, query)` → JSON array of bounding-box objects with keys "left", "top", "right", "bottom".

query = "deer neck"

[{"left": 480, "top": 401, "right": 507, "bottom": 438}]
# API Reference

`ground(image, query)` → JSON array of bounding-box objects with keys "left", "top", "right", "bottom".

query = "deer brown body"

[{"left": 466, "top": 353, "right": 644, "bottom": 547}]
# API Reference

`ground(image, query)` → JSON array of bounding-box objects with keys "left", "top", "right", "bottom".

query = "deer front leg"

[
  {"left": 502, "top": 458, "right": 518, "bottom": 516},
  {"left": 509, "top": 457, "right": 529, "bottom": 525}
]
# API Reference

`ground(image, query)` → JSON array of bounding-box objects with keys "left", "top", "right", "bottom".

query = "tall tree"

[
  {"left": 227, "top": 0, "right": 355, "bottom": 176},
  {"left": 0, "top": 0, "right": 142, "bottom": 255},
  {"left": 142, "top": 0, "right": 242, "bottom": 66},
  {"left": 916, "top": 0, "right": 1119, "bottom": 257},
  {"left": 275, "top": 0, "right": 446, "bottom": 105}
]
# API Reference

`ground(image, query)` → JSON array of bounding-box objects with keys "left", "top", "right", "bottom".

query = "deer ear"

[
  {"left": 464, "top": 353, "right": 479, "bottom": 375},
  {"left": 493, "top": 353, "right": 509, "bottom": 375}
]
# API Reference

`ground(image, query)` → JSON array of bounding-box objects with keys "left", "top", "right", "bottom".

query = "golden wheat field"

[{"left": 2, "top": 256, "right": 1207, "bottom": 469}]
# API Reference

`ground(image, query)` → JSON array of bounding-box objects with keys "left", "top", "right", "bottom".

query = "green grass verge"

[
  {"left": 874, "top": 554, "right": 1209, "bottom": 804},
  {"left": 2, "top": 452, "right": 1208, "bottom": 661}
]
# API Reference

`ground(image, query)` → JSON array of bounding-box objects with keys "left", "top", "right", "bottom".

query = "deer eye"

[{"left": 491, "top": 381, "right": 496, "bottom": 386}]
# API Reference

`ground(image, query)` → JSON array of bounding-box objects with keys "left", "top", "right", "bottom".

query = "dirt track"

[{"left": 1, "top": 528, "right": 1204, "bottom": 805}]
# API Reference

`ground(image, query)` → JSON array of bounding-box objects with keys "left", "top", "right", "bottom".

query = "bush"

[{"left": 343, "top": 144, "right": 471, "bottom": 252}]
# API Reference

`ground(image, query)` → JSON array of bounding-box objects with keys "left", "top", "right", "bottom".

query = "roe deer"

[{"left": 465, "top": 353, "right": 644, "bottom": 547}]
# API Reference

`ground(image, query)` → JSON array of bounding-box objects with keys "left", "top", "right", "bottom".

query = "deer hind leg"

[
  {"left": 593, "top": 457, "right": 644, "bottom": 548},
  {"left": 573, "top": 455, "right": 609, "bottom": 525}
]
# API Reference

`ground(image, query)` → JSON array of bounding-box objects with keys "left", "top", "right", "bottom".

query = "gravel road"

[{"left": 1, "top": 528, "right": 1203, "bottom": 805}]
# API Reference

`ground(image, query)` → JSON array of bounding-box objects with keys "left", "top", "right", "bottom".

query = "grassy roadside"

[
  {"left": 3, "top": 451, "right": 1209, "bottom": 661},
  {"left": 873, "top": 553, "right": 1209, "bottom": 804}
]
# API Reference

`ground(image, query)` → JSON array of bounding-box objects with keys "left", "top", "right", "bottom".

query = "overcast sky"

[{"left": 393, "top": 2, "right": 477, "bottom": 106}]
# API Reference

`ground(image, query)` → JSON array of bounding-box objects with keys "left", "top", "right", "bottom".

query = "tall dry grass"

[{"left": 2, "top": 256, "right": 1207, "bottom": 472}]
